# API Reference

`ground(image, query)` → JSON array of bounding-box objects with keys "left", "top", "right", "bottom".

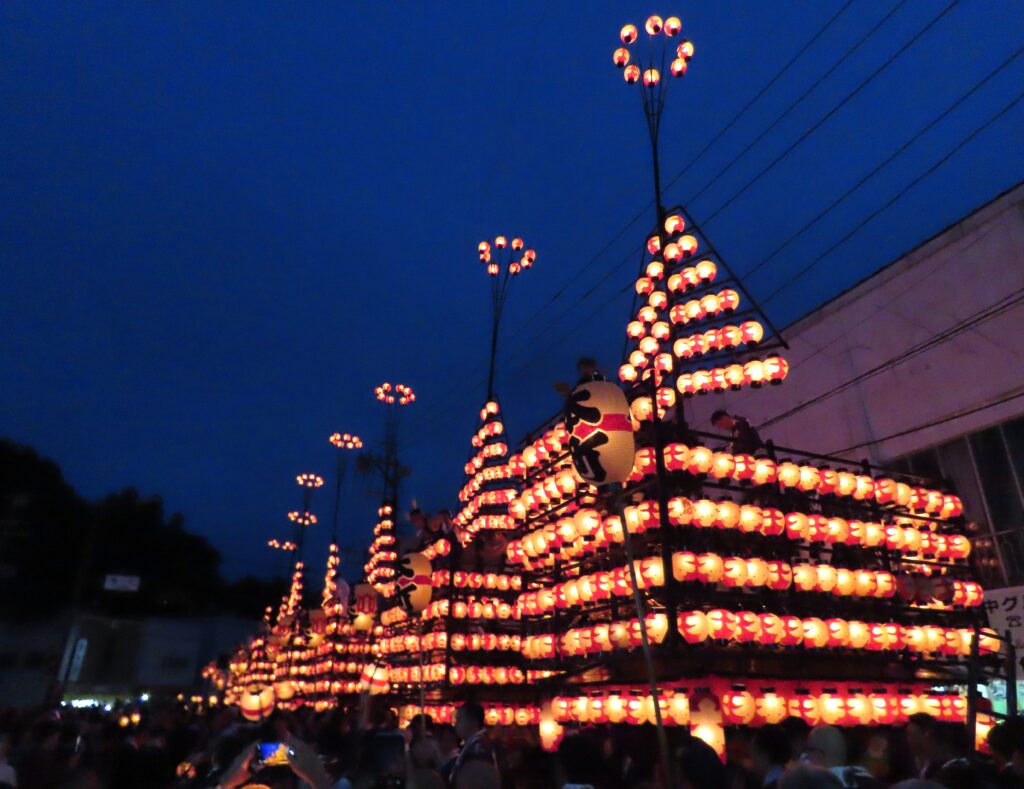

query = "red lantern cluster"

[
  {"left": 629, "top": 444, "right": 965, "bottom": 518},
  {"left": 547, "top": 679, "right": 967, "bottom": 728},
  {"left": 454, "top": 401, "right": 521, "bottom": 542},
  {"left": 521, "top": 613, "right": 996, "bottom": 660},
  {"left": 422, "top": 597, "right": 516, "bottom": 621},
  {"left": 375, "top": 382, "right": 416, "bottom": 405},
  {"left": 365, "top": 505, "right": 399, "bottom": 594},
  {"left": 478, "top": 236, "right": 536, "bottom": 277},
  {"left": 615, "top": 16, "right": 693, "bottom": 85},
  {"left": 398, "top": 704, "right": 540, "bottom": 727},
  {"left": 433, "top": 570, "right": 522, "bottom": 591}
]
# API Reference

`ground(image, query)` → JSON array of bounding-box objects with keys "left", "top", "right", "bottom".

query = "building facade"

[{"left": 0, "top": 614, "right": 257, "bottom": 707}]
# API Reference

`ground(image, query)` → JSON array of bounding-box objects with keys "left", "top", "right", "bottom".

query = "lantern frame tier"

[
  {"left": 619, "top": 205, "right": 787, "bottom": 405},
  {"left": 507, "top": 406, "right": 993, "bottom": 695}
]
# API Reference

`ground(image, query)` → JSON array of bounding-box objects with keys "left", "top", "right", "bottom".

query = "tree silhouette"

[{"left": 0, "top": 438, "right": 266, "bottom": 621}]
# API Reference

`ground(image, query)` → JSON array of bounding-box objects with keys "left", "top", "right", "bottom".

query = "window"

[
  {"left": 936, "top": 439, "right": 988, "bottom": 530},
  {"left": 907, "top": 448, "right": 943, "bottom": 482},
  {"left": 969, "top": 427, "right": 1024, "bottom": 533},
  {"left": 1003, "top": 416, "right": 1024, "bottom": 485},
  {"left": 890, "top": 415, "right": 1024, "bottom": 587}
]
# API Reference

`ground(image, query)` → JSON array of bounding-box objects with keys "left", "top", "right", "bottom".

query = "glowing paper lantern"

[
  {"left": 566, "top": 381, "right": 636, "bottom": 484},
  {"left": 395, "top": 552, "right": 432, "bottom": 614},
  {"left": 240, "top": 685, "right": 275, "bottom": 721}
]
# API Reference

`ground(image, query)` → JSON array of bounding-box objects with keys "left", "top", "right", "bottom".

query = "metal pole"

[
  {"left": 618, "top": 500, "right": 675, "bottom": 789},
  {"left": 967, "top": 625, "right": 980, "bottom": 756},
  {"left": 331, "top": 453, "right": 348, "bottom": 544},
  {"left": 1006, "top": 630, "right": 1018, "bottom": 718}
]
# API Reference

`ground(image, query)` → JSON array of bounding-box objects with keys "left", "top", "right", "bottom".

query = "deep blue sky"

[{"left": 4, "top": 2, "right": 1023, "bottom": 582}]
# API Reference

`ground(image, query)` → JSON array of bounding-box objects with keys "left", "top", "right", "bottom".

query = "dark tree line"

[{"left": 0, "top": 439, "right": 284, "bottom": 621}]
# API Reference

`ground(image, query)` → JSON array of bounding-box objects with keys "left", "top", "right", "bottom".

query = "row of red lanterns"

[
  {"left": 510, "top": 463, "right": 589, "bottom": 520},
  {"left": 514, "top": 423, "right": 570, "bottom": 471},
  {"left": 635, "top": 258, "right": 717, "bottom": 298},
  {"left": 378, "top": 632, "right": 522, "bottom": 655},
  {"left": 420, "top": 538, "right": 451, "bottom": 561},
  {"left": 520, "top": 612, "right": 997, "bottom": 660},
  {"left": 458, "top": 462, "right": 513, "bottom": 501},
  {"left": 507, "top": 496, "right": 970, "bottom": 572},
  {"left": 422, "top": 597, "right": 516, "bottom": 621},
  {"left": 387, "top": 664, "right": 528, "bottom": 685},
  {"left": 631, "top": 444, "right": 965, "bottom": 518},
  {"left": 432, "top": 569, "right": 523, "bottom": 591},
  {"left": 517, "top": 553, "right": 980, "bottom": 613},
  {"left": 399, "top": 704, "right": 540, "bottom": 728},
  {"left": 550, "top": 681, "right": 968, "bottom": 728}
]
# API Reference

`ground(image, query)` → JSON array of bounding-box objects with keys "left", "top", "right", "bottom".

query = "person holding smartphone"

[{"left": 215, "top": 734, "right": 332, "bottom": 789}]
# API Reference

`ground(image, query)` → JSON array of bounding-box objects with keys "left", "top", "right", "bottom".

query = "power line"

[
  {"left": 834, "top": 388, "right": 1024, "bottom": 455},
  {"left": 659, "top": 0, "right": 856, "bottom": 198},
  {"left": 699, "top": 0, "right": 962, "bottom": 226},
  {"left": 681, "top": 0, "right": 908, "bottom": 209},
  {"left": 748, "top": 220, "right": 1002, "bottom": 383},
  {"left": 474, "top": 84, "right": 1024, "bottom": 431},
  {"left": 402, "top": 3, "right": 859, "bottom": 438},
  {"left": 758, "top": 287, "right": 1024, "bottom": 429},
  {"left": 489, "top": 0, "right": 959, "bottom": 385},
  {"left": 759, "top": 86, "right": 1024, "bottom": 306},
  {"left": 740, "top": 43, "right": 1024, "bottom": 283}
]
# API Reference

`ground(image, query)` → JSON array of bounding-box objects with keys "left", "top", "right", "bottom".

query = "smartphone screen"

[{"left": 258, "top": 742, "right": 291, "bottom": 767}]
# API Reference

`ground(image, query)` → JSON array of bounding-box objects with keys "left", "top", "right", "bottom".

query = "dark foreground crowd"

[{"left": 2, "top": 700, "right": 1024, "bottom": 789}]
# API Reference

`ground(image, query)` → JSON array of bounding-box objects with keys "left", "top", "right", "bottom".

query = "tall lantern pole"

[
  {"left": 612, "top": 15, "right": 693, "bottom": 789},
  {"left": 328, "top": 432, "right": 363, "bottom": 547},
  {"left": 291, "top": 473, "right": 323, "bottom": 565},
  {"left": 476, "top": 236, "right": 537, "bottom": 399},
  {"left": 374, "top": 382, "right": 416, "bottom": 509}
]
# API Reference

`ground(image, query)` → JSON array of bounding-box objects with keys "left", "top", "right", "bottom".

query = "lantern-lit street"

[{"left": 3, "top": 4, "right": 1024, "bottom": 789}]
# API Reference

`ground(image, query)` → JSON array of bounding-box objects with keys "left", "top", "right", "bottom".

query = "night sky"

[{"left": 4, "top": 2, "right": 1024, "bottom": 582}]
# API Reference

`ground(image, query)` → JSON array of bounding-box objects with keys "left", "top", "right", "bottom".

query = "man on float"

[{"left": 711, "top": 409, "right": 763, "bottom": 455}]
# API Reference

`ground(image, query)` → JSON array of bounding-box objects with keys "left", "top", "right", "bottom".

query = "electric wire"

[
  {"left": 401, "top": 3, "right": 858, "bottom": 437},
  {"left": 740, "top": 43, "right": 1024, "bottom": 283},
  {"left": 835, "top": 388, "right": 1024, "bottom": 455},
  {"left": 757, "top": 287, "right": 1024, "bottom": 430},
  {"left": 681, "top": 0, "right": 908, "bottom": 209},
  {"left": 699, "top": 0, "right": 963, "bottom": 226},
  {"left": 403, "top": 0, "right": 1009, "bottom": 453},
  {"left": 758, "top": 86, "right": 1024, "bottom": 307}
]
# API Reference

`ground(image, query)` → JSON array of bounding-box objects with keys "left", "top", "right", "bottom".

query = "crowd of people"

[{"left": 2, "top": 699, "right": 1024, "bottom": 789}]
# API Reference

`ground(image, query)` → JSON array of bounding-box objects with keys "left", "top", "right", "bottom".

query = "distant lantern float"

[
  {"left": 239, "top": 685, "right": 275, "bottom": 721},
  {"left": 358, "top": 663, "right": 390, "bottom": 696},
  {"left": 351, "top": 583, "right": 377, "bottom": 631},
  {"left": 395, "top": 552, "right": 433, "bottom": 614},
  {"left": 565, "top": 381, "right": 636, "bottom": 485}
]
